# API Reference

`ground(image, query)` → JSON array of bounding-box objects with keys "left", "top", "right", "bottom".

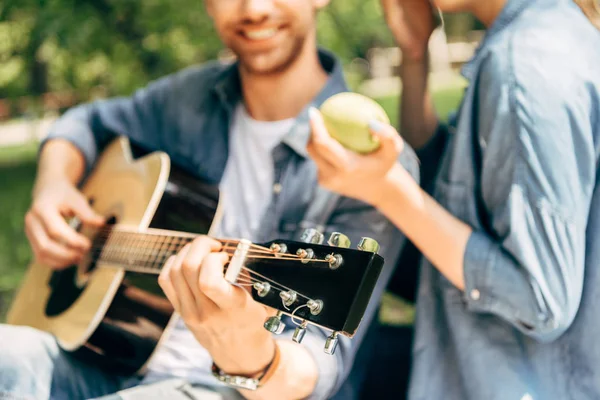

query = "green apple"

[{"left": 319, "top": 92, "right": 390, "bottom": 154}]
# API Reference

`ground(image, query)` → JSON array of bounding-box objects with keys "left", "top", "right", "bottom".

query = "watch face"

[{"left": 212, "top": 371, "right": 260, "bottom": 391}]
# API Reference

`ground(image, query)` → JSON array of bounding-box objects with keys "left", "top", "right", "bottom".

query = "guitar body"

[{"left": 7, "top": 137, "right": 220, "bottom": 374}]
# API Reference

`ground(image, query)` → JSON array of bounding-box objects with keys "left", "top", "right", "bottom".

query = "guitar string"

[
  {"left": 96, "top": 243, "right": 319, "bottom": 301},
  {"left": 92, "top": 249, "right": 310, "bottom": 263},
  {"left": 89, "top": 228, "right": 276, "bottom": 253},
  {"left": 84, "top": 230, "right": 328, "bottom": 302},
  {"left": 90, "top": 238, "right": 280, "bottom": 256},
  {"left": 88, "top": 234, "right": 305, "bottom": 259},
  {"left": 88, "top": 237, "right": 328, "bottom": 266},
  {"left": 100, "top": 261, "right": 315, "bottom": 302}
]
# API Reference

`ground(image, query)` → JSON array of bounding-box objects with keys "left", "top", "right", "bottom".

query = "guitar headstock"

[{"left": 224, "top": 229, "right": 384, "bottom": 355}]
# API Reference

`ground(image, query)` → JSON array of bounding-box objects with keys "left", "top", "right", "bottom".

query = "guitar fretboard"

[{"left": 92, "top": 229, "right": 199, "bottom": 273}]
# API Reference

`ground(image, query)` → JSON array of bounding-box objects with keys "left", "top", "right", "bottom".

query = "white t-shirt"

[{"left": 143, "top": 104, "right": 294, "bottom": 386}]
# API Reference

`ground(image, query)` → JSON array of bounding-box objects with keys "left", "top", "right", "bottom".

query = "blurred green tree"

[{"left": 0, "top": 0, "right": 477, "bottom": 107}]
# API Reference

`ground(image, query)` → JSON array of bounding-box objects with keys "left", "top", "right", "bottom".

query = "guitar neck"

[{"left": 92, "top": 227, "right": 237, "bottom": 274}]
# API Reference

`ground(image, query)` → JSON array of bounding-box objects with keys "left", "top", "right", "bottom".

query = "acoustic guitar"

[{"left": 7, "top": 136, "right": 384, "bottom": 375}]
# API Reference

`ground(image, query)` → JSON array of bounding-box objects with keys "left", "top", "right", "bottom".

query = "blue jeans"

[
  {"left": 0, "top": 325, "right": 247, "bottom": 400},
  {"left": 0, "top": 324, "right": 133, "bottom": 400}
]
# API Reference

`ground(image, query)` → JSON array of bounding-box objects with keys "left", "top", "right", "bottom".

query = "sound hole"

[{"left": 44, "top": 215, "right": 117, "bottom": 317}]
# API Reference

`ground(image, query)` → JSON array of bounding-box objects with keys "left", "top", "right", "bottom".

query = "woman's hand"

[
  {"left": 381, "top": 0, "right": 438, "bottom": 63},
  {"left": 307, "top": 107, "right": 404, "bottom": 207}
]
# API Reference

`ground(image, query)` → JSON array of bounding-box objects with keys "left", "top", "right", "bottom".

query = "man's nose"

[{"left": 241, "top": 0, "right": 276, "bottom": 23}]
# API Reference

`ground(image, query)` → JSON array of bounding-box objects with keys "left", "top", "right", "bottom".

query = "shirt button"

[
  {"left": 470, "top": 289, "right": 481, "bottom": 301},
  {"left": 273, "top": 183, "right": 282, "bottom": 194}
]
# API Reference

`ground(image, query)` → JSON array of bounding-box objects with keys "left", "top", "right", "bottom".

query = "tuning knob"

[
  {"left": 301, "top": 228, "right": 324, "bottom": 245},
  {"left": 292, "top": 322, "right": 308, "bottom": 343},
  {"left": 264, "top": 311, "right": 285, "bottom": 334},
  {"left": 327, "top": 232, "right": 351, "bottom": 248},
  {"left": 324, "top": 332, "right": 339, "bottom": 355},
  {"left": 358, "top": 237, "right": 380, "bottom": 254}
]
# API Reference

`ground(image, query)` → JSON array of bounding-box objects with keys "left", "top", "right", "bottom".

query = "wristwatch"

[{"left": 211, "top": 342, "right": 281, "bottom": 391}]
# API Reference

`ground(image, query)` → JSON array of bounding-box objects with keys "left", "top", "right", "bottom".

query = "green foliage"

[
  {"left": 1, "top": 0, "right": 222, "bottom": 99},
  {"left": 0, "top": 0, "right": 476, "bottom": 103},
  {"left": 317, "top": 0, "right": 395, "bottom": 61}
]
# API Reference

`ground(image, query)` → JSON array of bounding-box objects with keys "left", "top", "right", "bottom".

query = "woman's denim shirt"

[{"left": 410, "top": 0, "right": 600, "bottom": 399}]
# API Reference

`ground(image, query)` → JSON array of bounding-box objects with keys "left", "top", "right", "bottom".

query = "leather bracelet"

[{"left": 211, "top": 341, "right": 281, "bottom": 391}]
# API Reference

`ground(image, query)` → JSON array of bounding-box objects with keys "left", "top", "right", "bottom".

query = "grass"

[{"left": 0, "top": 88, "right": 464, "bottom": 324}]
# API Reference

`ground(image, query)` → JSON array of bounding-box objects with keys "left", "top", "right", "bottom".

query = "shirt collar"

[
  {"left": 462, "top": 0, "right": 544, "bottom": 80},
  {"left": 212, "top": 48, "right": 348, "bottom": 159}
]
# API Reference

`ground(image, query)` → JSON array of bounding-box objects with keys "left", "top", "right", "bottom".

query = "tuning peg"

[
  {"left": 292, "top": 321, "right": 308, "bottom": 343},
  {"left": 301, "top": 228, "right": 324, "bottom": 244},
  {"left": 270, "top": 243, "right": 287, "bottom": 254},
  {"left": 324, "top": 254, "right": 343, "bottom": 270},
  {"left": 280, "top": 290, "right": 298, "bottom": 307},
  {"left": 264, "top": 311, "right": 286, "bottom": 334},
  {"left": 327, "top": 232, "right": 351, "bottom": 248},
  {"left": 296, "top": 248, "right": 315, "bottom": 264},
  {"left": 357, "top": 237, "right": 380, "bottom": 254},
  {"left": 324, "top": 332, "right": 339, "bottom": 355},
  {"left": 253, "top": 282, "right": 271, "bottom": 297},
  {"left": 307, "top": 299, "right": 323, "bottom": 315}
]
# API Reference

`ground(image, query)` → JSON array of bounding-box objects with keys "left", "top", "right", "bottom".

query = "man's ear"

[{"left": 314, "top": 0, "right": 331, "bottom": 10}]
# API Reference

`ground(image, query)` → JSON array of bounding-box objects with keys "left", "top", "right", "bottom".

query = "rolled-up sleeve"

[
  {"left": 42, "top": 73, "right": 172, "bottom": 172},
  {"left": 462, "top": 51, "right": 595, "bottom": 342}
]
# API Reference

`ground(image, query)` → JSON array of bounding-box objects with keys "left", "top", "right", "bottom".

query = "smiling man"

[{"left": 0, "top": 1, "right": 418, "bottom": 400}]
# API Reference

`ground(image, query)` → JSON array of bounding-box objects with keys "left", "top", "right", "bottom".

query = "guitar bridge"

[{"left": 224, "top": 239, "right": 252, "bottom": 284}]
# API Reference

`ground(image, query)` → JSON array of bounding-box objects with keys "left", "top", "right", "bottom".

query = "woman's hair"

[{"left": 574, "top": 0, "right": 600, "bottom": 30}]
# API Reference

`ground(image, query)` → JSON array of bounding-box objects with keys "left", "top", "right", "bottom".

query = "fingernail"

[
  {"left": 308, "top": 106, "right": 319, "bottom": 120},
  {"left": 369, "top": 120, "right": 385, "bottom": 132}
]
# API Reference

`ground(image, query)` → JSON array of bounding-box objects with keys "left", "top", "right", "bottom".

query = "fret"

[
  {"left": 92, "top": 228, "right": 238, "bottom": 273},
  {"left": 154, "top": 235, "right": 168, "bottom": 270}
]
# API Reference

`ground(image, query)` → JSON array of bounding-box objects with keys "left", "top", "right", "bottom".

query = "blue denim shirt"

[
  {"left": 43, "top": 50, "right": 419, "bottom": 399},
  {"left": 410, "top": 1, "right": 600, "bottom": 399}
]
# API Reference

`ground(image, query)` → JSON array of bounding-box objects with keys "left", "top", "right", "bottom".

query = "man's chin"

[
  {"left": 239, "top": 56, "right": 293, "bottom": 76},
  {"left": 237, "top": 41, "right": 305, "bottom": 76}
]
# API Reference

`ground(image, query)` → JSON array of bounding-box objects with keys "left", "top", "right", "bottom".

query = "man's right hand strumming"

[{"left": 25, "top": 140, "right": 104, "bottom": 270}]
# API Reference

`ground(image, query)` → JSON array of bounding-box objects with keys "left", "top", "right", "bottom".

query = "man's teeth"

[{"left": 245, "top": 28, "right": 278, "bottom": 40}]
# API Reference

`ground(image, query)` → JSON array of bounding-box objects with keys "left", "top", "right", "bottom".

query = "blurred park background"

[{"left": 0, "top": 0, "right": 484, "bottom": 321}]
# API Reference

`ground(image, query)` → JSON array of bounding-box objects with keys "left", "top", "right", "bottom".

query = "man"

[{"left": 0, "top": 1, "right": 419, "bottom": 400}]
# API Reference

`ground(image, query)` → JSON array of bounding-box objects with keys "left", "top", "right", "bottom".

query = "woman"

[{"left": 308, "top": 0, "right": 600, "bottom": 399}]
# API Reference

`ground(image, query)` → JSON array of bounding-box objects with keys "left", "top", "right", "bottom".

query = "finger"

[
  {"left": 26, "top": 223, "right": 76, "bottom": 269},
  {"left": 168, "top": 244, "right": 200, "bottom": 320},
  {"left": 70, "top": 194, "right": 105, "bottom": 227},
  {"left": 25, "top": 212, "right": 82, "bottom": 268},
  {"left": 34, "top": 206, "right": 91, "bottom": 250},
  {"left": 308, "top": 107, "right": 352, "bottom": 168},
  {"left": 368, "top": 120, "right": 404, "bottom": 160},
  {"left": 158, "top": 255, "right": 180, "bottom": 312},
  {"left": 305, "top": 147, "right": 340, "bottom": 189},
  {"left": 199, "top": 252, "right": 246, "bottom": 309},
  {"left": 306, "top": 142, "right": 338, "bottom": 172},
  {"left": 182, "top": 237, "right": 221, "bottom": 311}
]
